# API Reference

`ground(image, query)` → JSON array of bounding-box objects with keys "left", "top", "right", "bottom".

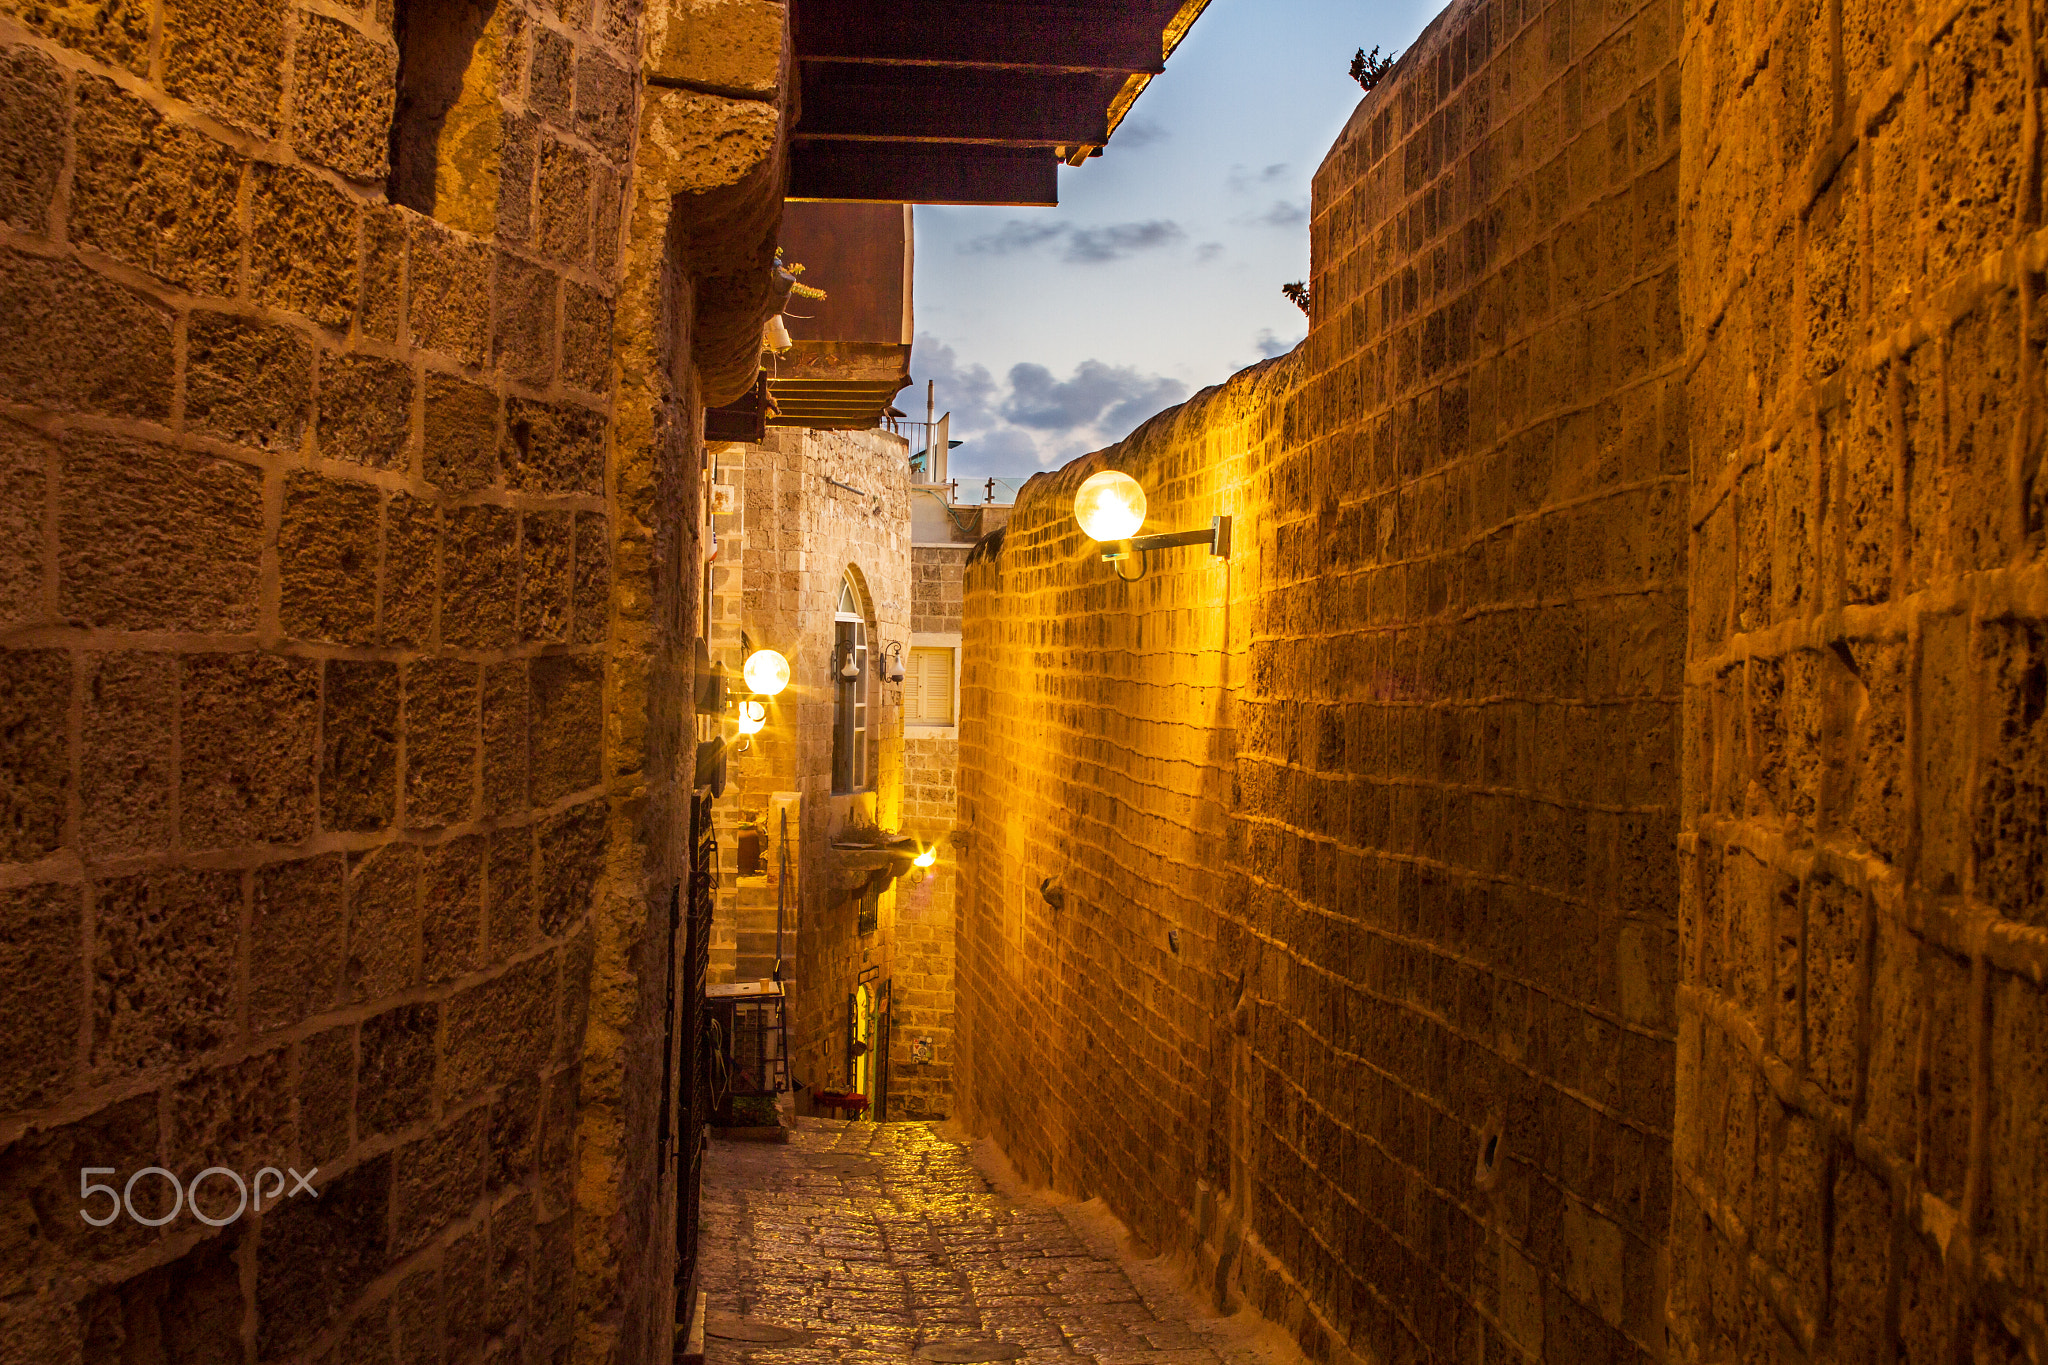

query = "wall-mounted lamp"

[
  {"left": 742, "top": 648, "right": 790, "bottom": 697},
  {"left": 882, "top": 642, "right": 905, "bottom": 684},
  {"left": 1073, "top": 470, "right": 1231, "bottom": 582},
  {"left": 913, "top": 847, "right": 936, "bottom": 868},
  {"left": 838, "top": 650, "right": 860, "bottom": 680},
  {"left": 735, "top": 700, "right": 766, "bottom": 736}
]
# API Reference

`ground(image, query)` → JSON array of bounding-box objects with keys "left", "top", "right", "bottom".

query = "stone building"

[
  {"left": 953, "top": 0, "right": 2048, "bottom": 1362},
  {"left": 701, "top": 423, "right": 913, "bottom": 1111}
]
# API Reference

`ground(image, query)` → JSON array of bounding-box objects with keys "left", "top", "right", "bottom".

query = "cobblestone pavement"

[{"left": 698, "top": 1120, "right": 1285, "bottom": 1365}]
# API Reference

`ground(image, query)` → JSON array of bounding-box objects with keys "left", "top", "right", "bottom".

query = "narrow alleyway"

[{"left": 698, "top": 1122, "right": 1288, "bottom": 1365}]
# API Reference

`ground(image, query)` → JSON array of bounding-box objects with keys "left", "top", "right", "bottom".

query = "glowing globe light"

[
  {"left": 742, "top": 649, "right": 790, "bottom": 697},
  {"left": 913, "top": 847, "right": 937, "bottom": 868},
  {"left": 1073, "top": 470, "right": 1147, "bottom": 541},
  {"left": 736, "top": 700, "right": 766, "bottom": 736}
]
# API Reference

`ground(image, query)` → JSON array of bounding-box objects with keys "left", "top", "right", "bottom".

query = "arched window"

[{"left": 832, "top": 573, "right": 870, "bottom": 792}]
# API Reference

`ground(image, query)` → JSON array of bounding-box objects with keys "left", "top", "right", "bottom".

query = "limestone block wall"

[
  {"left": 956, "top": 0, "right": 1687, "bottom": 1357},
  {"left": 1671, "top": 0, "right": 2048, "bottom": 1352},
  {"left": 711, "top": 426, "right": 911, "bottom": 1103},
  {"left": 0, "top": 0, "right": 791, "bottom": 1359}
]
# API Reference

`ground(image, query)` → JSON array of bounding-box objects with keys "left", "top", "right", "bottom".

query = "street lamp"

[
  {"left": 742, "top": 648, "right": 790, "bottom": 697},
  {"left": 1072, "top": 470, "right": 1230, "bottom": 582}
]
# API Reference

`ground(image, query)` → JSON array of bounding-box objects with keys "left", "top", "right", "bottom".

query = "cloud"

[
  {"left": 911, "top": 333, "right": 1191, "bottom": 479},
  {"left": 956, "top": 218, "right": 1185, "bottom": 264},
  {"left": 958, "top": 221, "right": 1067, "bottom": 256},
  {"left": 1256, "top": 199, "right": 1309, "bottom": 228},
  {"left": 1195, "top": 242, "right": 1226, "bottom": 264},
  {"left": 1111, "top": 118, "right": 1169, "bottom": 149},
  {"left": 1226, "top": 162, "right": 1291, "bottom": 195},
  {"left": 1254, "top": 329, "right": 1304, "bottom": 360},
  {"left": 1060, "top": 220, "right": 1184, "bottom": 263}
]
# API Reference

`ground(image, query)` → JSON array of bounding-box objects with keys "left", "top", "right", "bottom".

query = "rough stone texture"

[
  {"left": 1669, "top": 0, "right": 2048, "bottom": 1352},
  {"left": 0, "top": 0, "right": 790, "bottom": 1355},
  {"left": 956, "top": 0, "right": 1686, "bottom": 1359}
]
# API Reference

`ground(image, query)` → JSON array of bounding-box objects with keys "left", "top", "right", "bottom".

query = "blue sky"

[{"left": 908, "top": 0, "right": 1447, "bottom": 488}]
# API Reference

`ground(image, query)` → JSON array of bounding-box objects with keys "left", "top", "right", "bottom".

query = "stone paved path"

[{"left": 698, "top": 1120, "right": 1287, "bottom": 1365}]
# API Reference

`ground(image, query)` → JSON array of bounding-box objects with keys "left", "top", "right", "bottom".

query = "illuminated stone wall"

[
  {"left": 0, "top": 0, "right": 790, "bottom": 1359},
  {"left": 957, "top": 0, "right": 1689, "bottom": 1356},
  {"left": 1670, "top": 0, "right": 2048, "bottom": 1352}
]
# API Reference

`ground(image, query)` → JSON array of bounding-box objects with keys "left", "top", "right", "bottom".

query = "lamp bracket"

[{"left": 1100, "top": 515, "right": 1232, "bottom": 563}]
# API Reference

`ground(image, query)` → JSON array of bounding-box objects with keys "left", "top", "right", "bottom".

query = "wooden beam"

[
  {"left": 795, "top": 71, "right": 1111, "bottom": 146},
  {"left": 793, "top": 0, "right": 1168, "bottom": 73},
  {"left": 788, "top": 143, "right": 1057, "bottom": 205}
]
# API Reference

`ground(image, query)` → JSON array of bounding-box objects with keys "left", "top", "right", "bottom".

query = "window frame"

[
  {"left": 904, "top": 633, "right": 961, "bottom": 735},
  {"left": 831, "top": 574, "right": 872, "bottom": 793}
]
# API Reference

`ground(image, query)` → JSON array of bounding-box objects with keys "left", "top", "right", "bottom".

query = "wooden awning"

[{"left": 788, "top": 0, "right": 1210, "bottom": 205}]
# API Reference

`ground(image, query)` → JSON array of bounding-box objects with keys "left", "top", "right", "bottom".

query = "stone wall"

[
  {"left": 0, "top": 0, "right": 791, "bottom": 1359},
  {"left": 1670, "top": 0, "right": 2048, "bottom": 1352},
  {"left": 708, "top": 426, "right": 911, "bottom": 1106},
  {"left": 955, "top": 0, "right": 1688, "bottom": 1356}
]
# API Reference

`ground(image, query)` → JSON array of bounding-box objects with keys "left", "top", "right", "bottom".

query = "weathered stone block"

[
  {"left": 520, "top": 512, "right": 572, "bottom": 642},
  {"left": 561, "top": 281, "right": 614, "bottom": 393},
  {"left": 593, "top": 160, "right": 624, "bottom": 273},
  {"left": 81, "top": 652, "right": 174, "bottom": 858},
  {"left": 409, "top": 222, "right": 492, "bottom": 364},
  {"left": 424, "top": 833, "right": 484, "bottom": 982},
  {"left": 530, "top": 25, "right": 573, "bottom": 122},
  {"left": 169, "top": 1047, "right": 292, "bottom": 1198},
  {"left": 493, "top": 252, "right": 558, "bottom": 382},
  {"left": 186, "top": 313, "right": 314, "bottom": 452},
  {"left": 323, "top": 660, "right": 399, "bottom": 832},
  {"left": 319, "top": 352, "right": 414, "bottom": 469},
  {"left": 298, "top": 1024, "right": 353, "bottom": 1167},
  {"left": 91, "top": 868, "right": 240, "bottom": 1074},
  {"left": 0, "top": 649, "right": 67, "bottom": 862},
  {"left": 251, "top": 161, "right": 360, "bottom": 329},
  {"left": 71, "top": 77, "right": 244, "bottom": 296},
  {"left": 536, "top": 800, "right": 604, "bottom": 936},
  {"left": 442, "top": 503, "right": 518, "bottom": 647},
  {"left": 643, "top": 0, "right": 787, "bottom": 96},
  {"left": 0, "top": 882, "right": 80, "bottom": 1111},
  {"left": 405, "top": 658, "right": 479, "bottom": 826},
  {"left": 0, "top": 1091, "right": 159, "bottom": 1273},
  {"left": 423, "top": 372, "right": 500, "bottom": 493},
  {"left": 499, "top": 111, "right": 538, "bottom": 244},
  {"left": 382, "top": 490, "right": 438, "bottom": 647},
  {"left": 0, "top": 422, "right": 43, "bottom": 629},
  {"left": 278, "top": 470, "right": 378, "bottom": 646},
  {"left": 0, "top": 251, "right": 173, "bottom": 420},
  {"left": 80, "top": 1232, "right": 245, "bottom": 1360},
  {"left": 0, "top": 0, "right": 151, "bottom": 72},
  {"left": 347, "top": 842, "right": 420, "bottom": 1001},
  {"left": 574, "top": 50, "right": 634, "bottom": 156},
  {"left": 482, "top": 660, "right": 530, "bottom": 816},
  {"left": 358, "top": 1002, "right": 434, "bottom": 1134},
  {"left": 487, "top": 822, "right": 536, "bottom": 954},
  {"left": 254, "top": 1153, "right": 391, "bottom": 1357},
  {"left": 485, "top": 1187, "right": 532, "bottom": 1331},
  {"left": 291, "top": 12, "right": 397, "bottom": 179},
  {"left": 442, "top": 953, "right": 555, "bottom": 1101},
  {"left": 59, "top": 437, "right": 264, "bottom": 630},
  {"left": 391, "top": 1106, "right": 487, "bottom": 1255},
  {"left": 487, "top": 1074, "right": 539, "bottom": 1188},
  {"left": 361, "top": 204, "right": 407, "bottom": 342},
  {"left": 530, "top": 654, "right": 602, "bottom": 802},
  {"left": 163, "top": 0, "right": 287, "bottom": 132},
  {"left": 504, "top": 397, "right": 605, "bottom": 492},
  {"left": 0, "top": 45, "right": 64, "bottom": 234},
  {"left": 180, "top": 653, "right": 318, "bottom": 848},
  {"left": 250, "top": 854, "right": 346, "bottom": 1032},
  {"left": 537, "top": 137, "right": 592, "bottom": 263}
]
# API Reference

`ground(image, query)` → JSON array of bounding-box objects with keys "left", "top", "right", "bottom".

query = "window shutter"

[{"left": 908, "top": 647, "right": 954, "bottom": 725}]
